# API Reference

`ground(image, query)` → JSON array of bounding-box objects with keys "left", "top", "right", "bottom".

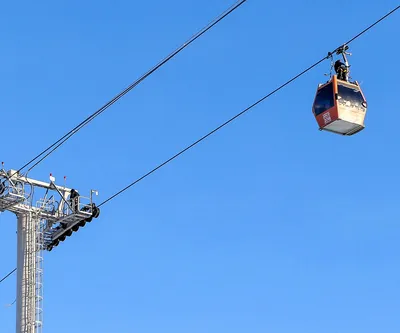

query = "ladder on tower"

[{"left": 35, "top": 215, "right": 44, "bottom": 333}]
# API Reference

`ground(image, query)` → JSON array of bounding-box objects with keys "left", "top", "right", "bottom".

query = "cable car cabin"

[{"left": 312, "top": 75, "right": 367, "bottom": 136}]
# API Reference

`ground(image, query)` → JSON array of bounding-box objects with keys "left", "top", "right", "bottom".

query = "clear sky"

[{"left": 1, "top": 1, "right": 400, "bottom": 332}]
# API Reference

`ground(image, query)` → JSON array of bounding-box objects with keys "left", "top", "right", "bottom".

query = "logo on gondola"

[{"left": 323, "top": 112, "right": 331, "bottom": 124}]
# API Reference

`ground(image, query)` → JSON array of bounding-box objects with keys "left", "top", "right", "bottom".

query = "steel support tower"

[{"left": 0, "top": 167, "right": 100, "bottom": 333}]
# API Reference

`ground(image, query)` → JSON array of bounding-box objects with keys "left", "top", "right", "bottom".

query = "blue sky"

[{"left": 1, "top": 1, "right": 400, "bottom": 332}]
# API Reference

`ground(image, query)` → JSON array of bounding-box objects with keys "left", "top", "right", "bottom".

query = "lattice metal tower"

[{"left": 0, "top": 166, "right": 100, "bottom": 333}]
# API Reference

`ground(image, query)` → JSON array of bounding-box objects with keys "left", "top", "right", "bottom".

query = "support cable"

[
  {"left": 98, "top": 5, "right": 400, "bottom": 207},
  {"left": 14, "top": 0, "right": 247, "bottom": 176},
  {"left": 0, "top": 268, "right": 16, "bottom": 284}
]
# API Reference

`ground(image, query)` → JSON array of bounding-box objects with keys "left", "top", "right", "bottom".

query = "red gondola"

[{"left": 312, "top": 46, "right": 367, "bottom": 136}]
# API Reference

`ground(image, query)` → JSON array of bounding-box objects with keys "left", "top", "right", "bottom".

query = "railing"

[
  {"left": 0, "top": 179, "right": 28, "bottom": 211},
  {"left": 63, "top": 195, "right": 93, "bottom": 216}
]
